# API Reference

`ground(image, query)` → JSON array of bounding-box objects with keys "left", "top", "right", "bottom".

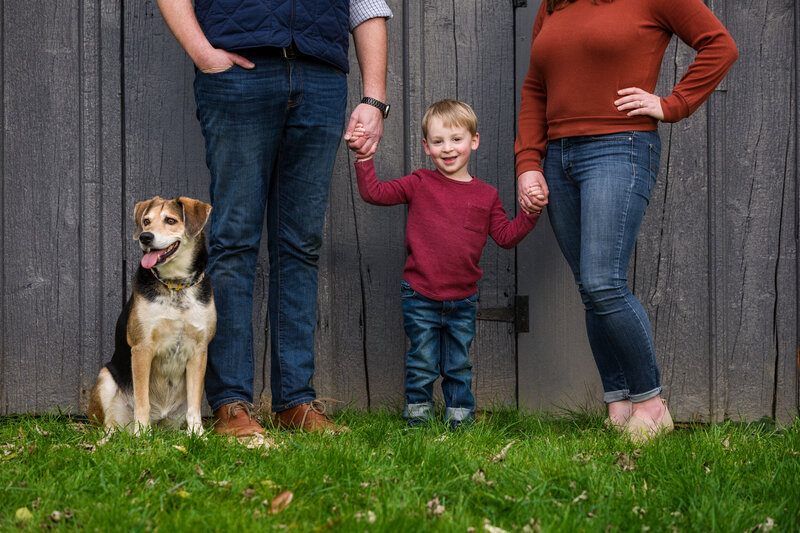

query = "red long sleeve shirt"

[
  {"left": 355, "top": 159, "right": 539, "bottom": 301},
  {"left": 516, "top": 0, "right": 738, "bottom": 175}
]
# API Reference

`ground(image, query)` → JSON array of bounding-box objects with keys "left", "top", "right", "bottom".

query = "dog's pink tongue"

[{"left": 141, "top": 251, "right": 161, "bottom": 269}]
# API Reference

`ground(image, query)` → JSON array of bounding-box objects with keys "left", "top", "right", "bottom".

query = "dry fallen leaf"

[
  {"left": 49, "top": 510, "right": 64, "bottom": 522},
  {"left": 572, "top": 490, "right": 588, "bottom": 504},
  {"left": 615, "top": 452, "right": 636, "bottom": 471},
  {"left": 491, "top": 441, "right": 516, "bottom": 463},
  {"left": 426, "top": 497, "right": 445, "bottom": 515},
  {"left": 483, "top": 519, "right": 510, "bottom": 533},
  {"left": 749, "top": 517, "right": 776, "bottom": 532},
  {"left": 195, "top": 465, "right": 205, "bottom": 477},
  {"left": 15, "top": 507, "right": 33, "bottom": 522},
  {"left": 238, "top": 433, "right": 277, "bottom": 449},
  {"left": 355, "top": 510, "right": 376, "bottom": 523},
  {"left": 270, "top": 490, "right": 294, "bottom": 514},
  {"left": 522, "top": 518, "right": 541, "bottom": 532},
  {"left": 472, "top": 469, "right": 487, "bottom": 484},
  {"left": 173, "top": 445, "right": 188, "bottom": 455},
  {"left": 572, "top": 452, "right": 592, "bottom": 465}
]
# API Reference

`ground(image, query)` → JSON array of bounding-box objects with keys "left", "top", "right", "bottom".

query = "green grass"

[{"left": 1, "top": 409, "right": 798, "bottom": 532}]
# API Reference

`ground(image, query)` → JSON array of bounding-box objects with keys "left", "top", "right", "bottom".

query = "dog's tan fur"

[{"left": 88, "top": 196, "right": 215, "bottom": 435}]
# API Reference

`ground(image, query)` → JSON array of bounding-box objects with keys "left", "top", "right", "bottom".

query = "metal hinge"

[
  {"left": 476, "top": 295, "right": 529, "bottom": 333},
  {"left": 513, "top": 0, "right": 528, "bottom": 7}
]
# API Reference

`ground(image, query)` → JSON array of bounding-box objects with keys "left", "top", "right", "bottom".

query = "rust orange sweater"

[{"left": 516, "top": 0, "right": 738, "bottom": 175}]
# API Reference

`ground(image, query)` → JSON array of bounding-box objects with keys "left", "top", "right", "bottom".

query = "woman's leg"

[
  {"left": 544, "top": 138, "right": 631, "bottom": 410},
  {"left": 570, "top": 131, "right": 668, "bottom": 429}
]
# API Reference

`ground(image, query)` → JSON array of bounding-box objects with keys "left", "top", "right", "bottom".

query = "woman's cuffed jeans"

[
  {"left": 543, "top": 131, "right": 662, "bottom": 403},
  {"left": 193, "top": 52, "right": 347, "bottom": 412}
]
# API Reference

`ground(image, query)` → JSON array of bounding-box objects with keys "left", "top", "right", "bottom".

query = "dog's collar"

[{"left": 150, "top": 269, "right": 206, "bottom": 291}]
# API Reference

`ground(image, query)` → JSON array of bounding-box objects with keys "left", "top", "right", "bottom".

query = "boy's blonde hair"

[{"left": 421, "top": 99, "right": 478, "bottom": 138}]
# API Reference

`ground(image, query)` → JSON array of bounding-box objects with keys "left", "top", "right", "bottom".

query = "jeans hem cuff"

[
  {"left": 444, "top": 407, "right": 474, "bottom": 422},
  {"left": 603, "top": 390, "right": 630, "bottom": 403},
  {"left": 403, "top": 403, "right": 434, "bottom": 419},
  {"left": 273, "top": 397, "right": 316, "bottom": 413},
  {"left": 629, "top": 387, "right": 662, "bottom": 403}
]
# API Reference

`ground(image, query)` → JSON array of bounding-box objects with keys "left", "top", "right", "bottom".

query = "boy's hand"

[
  {"left": 348, "top": 124, "right": 373, "bottom": 161},
  {"left": 344, "top": 104, "right": 383, "bottom": 159},
  {"left": 518, "top": 171, "right": 548, "bottom": 214}
]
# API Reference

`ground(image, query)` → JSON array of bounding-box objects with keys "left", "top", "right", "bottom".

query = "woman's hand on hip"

[
  {"left": 615, "top": 87, "right": 664, "bottom": 121},
  {"left": 517, "top": 171, "right": 549, "bottom": 214}
]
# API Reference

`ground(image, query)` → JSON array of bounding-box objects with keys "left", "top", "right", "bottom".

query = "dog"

[{"left": 88, "top": 196, "right": 216, "bottom": 435}]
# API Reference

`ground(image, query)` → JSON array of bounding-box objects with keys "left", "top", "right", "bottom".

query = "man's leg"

[
  {"left": 268, "top": 57, "right": 348, "bottom": 432},
  {"left": 194, "top": 56, "right": 288, "bottom": 436}
]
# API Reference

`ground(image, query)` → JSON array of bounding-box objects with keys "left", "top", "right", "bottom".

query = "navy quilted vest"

[{"left": 195, "top": 0, "right": 351, "bottom": 73}]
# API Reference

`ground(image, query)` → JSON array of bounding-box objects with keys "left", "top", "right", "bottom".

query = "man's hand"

[
  {"left": 194, "top": 47, "right": 255, "bottom": 73},
  {"left": 344, "top": 104, "right": 384, "bottom": 160}
]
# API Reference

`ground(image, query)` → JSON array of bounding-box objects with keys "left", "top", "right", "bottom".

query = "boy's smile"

[{"left": 423, "top": 118, "right": 479, "bottom": 182}]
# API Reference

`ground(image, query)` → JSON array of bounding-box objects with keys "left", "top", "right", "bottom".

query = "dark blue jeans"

[
  {"left": 400, "top": 280, "right": 477, "bottom": 424},
  {"left": 543, "top": 131, "right": 662, "bottom": 403},
  {"left": 194, "top": 52, "right": 347, "bottom": 412}
]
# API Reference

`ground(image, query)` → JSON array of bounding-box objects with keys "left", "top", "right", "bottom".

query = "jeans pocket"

[
  {"left": 463, "top": 204, "right": 489, "bottom": 233},
  {"left": 647, "top": 142, "right": 661, "bottom": 194},
  {"left": 197, "top": 63, "right": 237, "bottom": 76},
  {"left": 400, "top": 280, "right": 416, "bottom": 299},
  {"left": 463, "top": 292, "right": 479, "bottom": 307}
]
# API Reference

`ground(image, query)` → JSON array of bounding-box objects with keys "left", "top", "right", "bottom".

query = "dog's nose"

[{"left": 139, "top": 232, "right": 154, "bottom": 246}]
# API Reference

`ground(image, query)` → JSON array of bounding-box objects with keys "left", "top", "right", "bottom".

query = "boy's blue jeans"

[
  {"left": 543, "top": 130, "right": 662, "bottom": 404},
  {"left": 193, "top": 51, "right": 347, "bottom": 413},
  {"left": 400, "top": 280, "right": 477, "bottom": 424}
]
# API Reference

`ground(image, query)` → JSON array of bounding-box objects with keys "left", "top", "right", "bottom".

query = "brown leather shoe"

[
  {"left": 273, "top": 400, "right": 348, "bottom": 433},
  {"left": 212, "top": 402, "right": 265, "bottom": 437}
]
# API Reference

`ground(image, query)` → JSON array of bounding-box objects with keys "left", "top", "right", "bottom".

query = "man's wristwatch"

[{"left": 361, "top": 97, "right": 390, "bottom": 118}]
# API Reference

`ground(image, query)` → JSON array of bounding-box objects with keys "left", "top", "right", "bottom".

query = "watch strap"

[{"left": 360, "top": 97, "right": 389, "bottom": 118}]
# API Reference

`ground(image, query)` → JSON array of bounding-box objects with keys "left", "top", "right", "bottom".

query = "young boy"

[{"left": 349, "top": 99, "right": 541, "bottom": 428}]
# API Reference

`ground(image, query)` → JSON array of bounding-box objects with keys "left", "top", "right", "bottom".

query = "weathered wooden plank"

[
  {"left": 124, "top": 4, "right": 221, "bottom": 411},
  {"left": 515, "top": 0, "right": 603, "bottom": 414},
  {"left": 0, "top": 1, "right": 6, "bottom": 413},
  {"left": 73, "top": 3, "right": 111, "bottom": 412},
  {"left": 780, "top": 0, "right": 800, "bottom": 419},
  {"left": 633, "top": 35, "right": 712, "bottom": 422},
  {"left": 357, "top": 0, "right": 413, "bottom": 409},
  {"left": 96, "top": 0, "right": 126, "bottom": 396},
  {"left": 461, "top": 1, "right": 519, "bottom": 407},
  {"left": 712, "top": 0, "right": 796, "bottom": 421},
  {"left": 2, "top": 3, "right": 83, "bottom": 413}
]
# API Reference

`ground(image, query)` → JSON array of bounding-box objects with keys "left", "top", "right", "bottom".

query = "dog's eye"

[
  {"left": 143, "top": 218, "right": 150, "bottom": 226},
  {"left": 165, "top": 217, "right": 177, "bottom": 225}
]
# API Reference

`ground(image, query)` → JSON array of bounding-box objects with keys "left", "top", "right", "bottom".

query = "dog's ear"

[
  {"left": 178, "top": 197, "right": 212, "bottom": 238},
  {"left": 133, "top": 196, "right": 162, "bottom": 240}
]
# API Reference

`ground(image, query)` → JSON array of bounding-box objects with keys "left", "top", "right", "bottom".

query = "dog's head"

[{"left": 133, "top": 196, "right": 212, "bottom": 271}]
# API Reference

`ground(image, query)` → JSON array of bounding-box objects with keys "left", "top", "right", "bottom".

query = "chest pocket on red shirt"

[{"left": 463, "top": 203, "right": 490, "bottom": 234}]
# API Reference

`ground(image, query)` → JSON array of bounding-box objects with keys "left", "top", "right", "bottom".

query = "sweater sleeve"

[
  {"left": 515, "top": 1, "right": 549, "bottom": 176},
  {"left": 653, "top": 0, "right": 738, "bottom": 123},
  {"left": 487, "top": 192, "right": 540, "bottom": 249},
  {"left": 354, "top": 158, "right": 415, "bottom": 206}
]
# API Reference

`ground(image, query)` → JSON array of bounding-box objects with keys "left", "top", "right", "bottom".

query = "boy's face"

[{"left": 422, "top": 117, "right": 479, "bottom": 181}]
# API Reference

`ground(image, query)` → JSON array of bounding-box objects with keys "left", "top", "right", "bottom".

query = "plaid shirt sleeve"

[{"left": 350, "top": 0, "right": 393, "bottom": 31}]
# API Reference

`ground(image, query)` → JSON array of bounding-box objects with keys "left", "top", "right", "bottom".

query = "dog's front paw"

[
  {"left": 186, "top": 423, "right": 205, "bottom": 436},
  {"left": 133, "top": 421, "right": 151, "bottom": 436}
]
